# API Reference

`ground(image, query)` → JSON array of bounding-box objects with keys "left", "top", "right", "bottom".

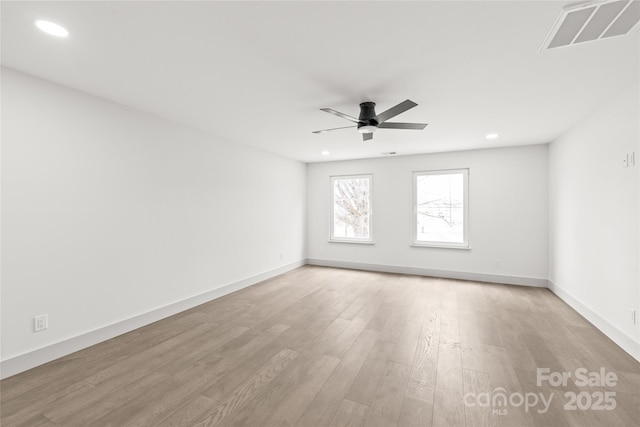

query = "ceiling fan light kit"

[
  {"left": 313, "top": 99, "right": 428, "bottom": 141},
  {"left": 358, "top": 125, "right": 378, "bottom": 134}
]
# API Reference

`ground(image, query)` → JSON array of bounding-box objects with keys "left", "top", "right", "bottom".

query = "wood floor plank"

[
  {"left": 345, "top": 339, "right": 395, "bottom": 405},
  {"left": 323, "top": 318, "right": 370, "bottom": 358},
  {"left": 431, "top": 341, "right": 465, "bottom": 427},
  {"left": 439, "top": 287, "right": 461, "bottom": 345},
  {"left": 13, "top": 414, "right": 57, "bottom": 427},
  {"left": 512, "top": 368, "right": 571, "bottom": 427},
  {"left": 398, "top": 395, "right": 434, "bottom": 427},
  {"left": 198, "top": 323, "right": 289, "bottom": 368},
  {"left": 406, "top": 304, "right": 442, "bottom": 402},
  {"left": 339, "top": 286, "right": 383, "bottom": 321},
  {"left": 121, "top": 363, "right": 223, "bottom": 427},
  {"left": 614, "top": 390, "right": 640, "bottom": 426},
  {"left": 365, "top": 276, "right": 405, "bottom": 335},
  {"left": 157, "top": 394, "right": 219, "bottom": 426},
  {"left": 82, "top": 323, "right": 213, "bottom": 385},
  {"left": 49, "top": 371, "right": 173, "bottom": 425},
  {"left": 389, "top": 292, "right": 430, "bottom": 366},
  {"left": 325, "top": 280, "right": 392, "bottom": 359},
  {"left": 193, "top": 348, "right": 299, "bottom": 427},
  {"left": 0, "top": 378, "right": 95, "bottom": 426},
  {"left": 295, "top": 329, "right": 380, "bottom": 427},
  {"left": 462, "top": 368, "right": 498, "bottom": 427},
  {"left": 616, "top": 370, "right": 640, "bottom": 397},
  {"left": 482, "top": 345, "right": 534, "bottom": 427},
  {"left": 157, "top": 324, "right": 250, "bottom": 373},
  {"left": 202, "top": 327, "right": 309, "bottom": 402},
  {"left": 329, "top": 399, "right": 370, "bottom": 427},
  {"left": 256, "top": 354, "right": 340, "bottom": 426},
  {"left": 431, "top": 288, "right": 464, "bottom": 427},
  {"left": 85, "top": 373, "right": 183, "bottom": 427},
  {"left": 365, "top": 361, "right": 411, "bottom": 427},
  {"left": 459, "top": 310, "right": 503, "bottom": 348},
  {"left": 304, "top": 317, "right": 352, "bottom": 354},
  {"left": 461, "top": 344, "right": 491, "bottom": 374}
]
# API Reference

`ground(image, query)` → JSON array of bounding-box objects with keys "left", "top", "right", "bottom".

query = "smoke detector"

[{"left": 541, "top": 0, "right": 639, "bottom": 51}]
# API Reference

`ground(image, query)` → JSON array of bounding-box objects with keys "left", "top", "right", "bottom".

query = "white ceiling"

[{"left": 2, "top": 1, "right": 638, "bottom": 163}]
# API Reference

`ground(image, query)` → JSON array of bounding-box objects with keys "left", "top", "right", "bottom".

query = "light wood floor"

[{"left": 1, "top": 266, "right": 639, "bottom": 426}]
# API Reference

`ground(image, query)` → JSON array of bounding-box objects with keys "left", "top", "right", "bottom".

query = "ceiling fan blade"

[
  {"left": 320, "top": 108, "right": 364, "bottom": 124},
  {"left": 312, "top": 125, "right": 357, "bottom": 134},
  {"left": 375, "top": 100, "right": 418, "bottom": 123},
  {"left": 363, "top": 132, "right": 373, "bottom": 141},
  {"left": 378, "top": 122, "right": 428, "bottom": 130}
]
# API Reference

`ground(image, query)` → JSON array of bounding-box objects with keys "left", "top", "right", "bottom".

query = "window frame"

[
  {"left": 329, "top": 174, "right": 374, "bottom": 244},
  {"left": 412, "top": 168, "right": 470, "bottom": 249}
]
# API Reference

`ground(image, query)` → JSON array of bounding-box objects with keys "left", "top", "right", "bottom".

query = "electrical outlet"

[
  {"left": 630, "top": 152, "right": 636, "bottom": 167},
  {"left": 34, "top": 314, "right": 48, "bottom": 332},
  {"left": 623, "top": 153, "right": 629, "bottom": 168},
  {"left": 632, "top": 310, "right": 637, "bottom": 325},
  {"left": 279, "top": 252, "right": 283, "bottom": 260},
  {"left": 494, "top": 259, "right": 501, "bottom": 268}
]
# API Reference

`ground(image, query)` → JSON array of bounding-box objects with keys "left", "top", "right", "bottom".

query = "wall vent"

[{"left": 541, "top": 0, "right": 639, "bottom": 51}]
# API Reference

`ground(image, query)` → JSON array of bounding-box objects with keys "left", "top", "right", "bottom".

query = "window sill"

[
  {"left": 329, "top": 239, "right": 375, "bottom": 245},
  {"left": 411, "top": 243, "right": 471, "bottom": 250}
]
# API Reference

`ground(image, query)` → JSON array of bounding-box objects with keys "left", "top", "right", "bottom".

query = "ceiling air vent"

[{"left": 541, "top": 0, "right": 640, "bottom": 51}]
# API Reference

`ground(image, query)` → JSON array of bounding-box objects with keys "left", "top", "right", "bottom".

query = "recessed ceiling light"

[
  {"left": 486, "top": 133, "right": 499, "bottom": 140},
  {"left": 35, "top": 20, "right": 69, "bottom": 38},
  {"left": 321, "top": 151, "right": 330, "bottom": 156}
]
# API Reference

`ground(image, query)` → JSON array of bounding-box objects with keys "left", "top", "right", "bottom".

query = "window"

[
  {"left": 413, "top": 169, "right": 469, "bottom": 248},
  {"left": 330, "top": 174, "right": 373, "bottom": 243}
]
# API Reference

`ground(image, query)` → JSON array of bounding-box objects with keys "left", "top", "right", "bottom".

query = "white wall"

[
  {"left": 548, "top": 84, "right": 639, "bottom": 360},
  {"left": 1, "top": 68, "right": 306, "bottom": 370},
  {"left": 307, "top": 145, "right": 548, "bottom": 285}
]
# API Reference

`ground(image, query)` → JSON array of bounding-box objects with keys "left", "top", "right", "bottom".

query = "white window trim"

[
  {"left": 411, "top": 168, "right": 470, "bottom": 249},
  {"left": 329, "top": 174, "right": 374, "bottom": 244}
]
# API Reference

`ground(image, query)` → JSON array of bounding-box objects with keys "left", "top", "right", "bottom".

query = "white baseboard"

[
  {"left": 306, "top": 258, "right": 548, "bottom": 287},
  {"left": 547, "top": 280, "right": 640, "bottom": 362},
  {"left": 0, "top": 260, "right": 305, "bottom": 380}
]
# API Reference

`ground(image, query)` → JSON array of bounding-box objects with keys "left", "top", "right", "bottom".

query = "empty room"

[{"left": 1, "top": 1, "right": 638, "bottom": 426}]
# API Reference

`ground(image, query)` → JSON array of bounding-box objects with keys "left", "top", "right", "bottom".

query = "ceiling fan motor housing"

[{"left": 358, "top": 102, "right": 379, "bottom": 128}]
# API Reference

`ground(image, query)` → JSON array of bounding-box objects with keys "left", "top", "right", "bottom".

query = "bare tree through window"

[{"left": 331, "top": 175, "right": 371, "bottom": 240}]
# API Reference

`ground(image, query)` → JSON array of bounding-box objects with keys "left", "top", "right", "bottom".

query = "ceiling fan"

[{"left": 313, "top": 99, "right": 428, "bottom": 141}]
